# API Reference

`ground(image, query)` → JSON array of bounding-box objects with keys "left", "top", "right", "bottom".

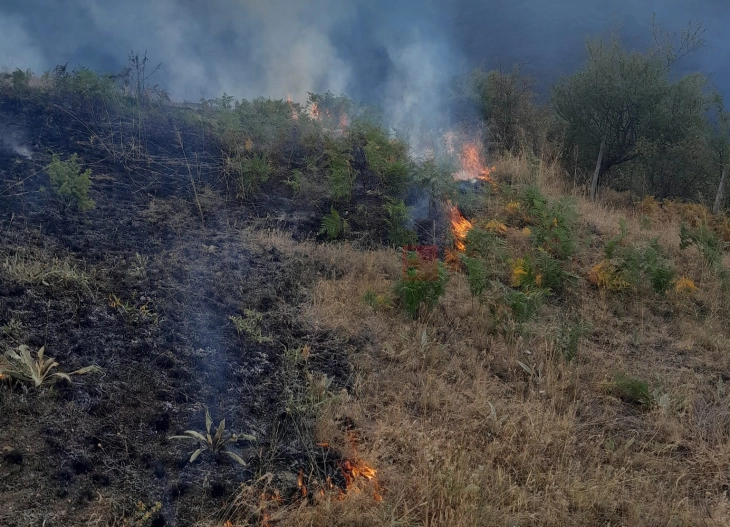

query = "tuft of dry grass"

[{"left": 1, "top": 247, "right": 91, "bottom": 291}]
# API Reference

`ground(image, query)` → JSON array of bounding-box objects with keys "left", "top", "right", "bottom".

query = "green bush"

[
  {"left": 383, "top": 199, "right": 416, "bottom": 246},
  {"left": 519, "top": 187, "right": 577, "bottom": 260},
  {"left": 464, "top": 227, "right": 507, "bottom": 263},
  {"left": 10, "top": 68, "right": 32, "bottom": 95},
  {"left": 490, "top": 281, "right": 547, "bottom": 325},
  {"left": 555, "top": 320, "right": 591, "bottom": 362},
  {"left": 360, "top": 122, "right": 411, "bottom": 198},
  {"left": 599, "top": 225, "right": 676, "bottom": 294},
  {"left": 394, "top": 262, "right": 449, "bottom": 318},
  {"left": 462, "top": 256, "right": 489, "bottom": 300},
  {"left": 224, "top": 151, "right": 271, "bottom": 199},
  {"left": 46, "top": 154, "right": 95, "bottom": 212},
  {"left": 612, "top": 373, "right": 651, "bottom": 407},
  {"left": 511, "top": 249, "right": 576, "bottom": 294},
  {"left": 680, "top": 221, "right": 727, "bottom": 268},
  {"left": 642, "top": 240, "right": 676, "bottom": 293},
  {"left": 319, "top": 206, "right": 349, "bottom": 240},
  {"left": 324, "top": 136, "right": 355, "bottom": 202}
]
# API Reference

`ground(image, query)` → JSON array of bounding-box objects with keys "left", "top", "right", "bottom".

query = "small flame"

[
  {"left": 446, "top": 200, "right": 473, "bottom": 252},
  {"left": 335, "top": 430, "right": 383, "bottom": 501},
  {"left": 309, "top": 102, "right": 320, "bottom": 120},
  {"left": 453, "top": 142, "right": 492, "bottom": 182},
  {"left": 340, "top": 112, "right": 348, "bottom": 130},
  {"left": 286, "top": 94, "right": 299, "bottom": 121},
  {"left": 297, "top": 469, "right": 307, "bottom": 497}
]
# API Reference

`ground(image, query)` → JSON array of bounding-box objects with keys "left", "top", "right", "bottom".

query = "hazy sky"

[{"left": 0, "top": 0, "right": 728, "bottom": 110}]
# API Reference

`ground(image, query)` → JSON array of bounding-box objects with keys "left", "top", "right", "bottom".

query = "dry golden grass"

[{"left": 226, "top": 154, "right": 730, "bottom": 526}]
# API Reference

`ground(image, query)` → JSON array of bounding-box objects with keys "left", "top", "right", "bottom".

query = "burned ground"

[{"left": 0, "top": 96, "right": 359, "bottom": 526}]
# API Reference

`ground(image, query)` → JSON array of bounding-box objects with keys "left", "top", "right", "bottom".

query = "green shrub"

[
  {"left": 61, "top": 67, "right": 117, "bottom": 102},
  {"left": 362, "top": 290, "right": 392, "bottom": 310},
  {"left": 680, "top": 221, "right": 727, "bottom": 268},
  {"left": 46, "top": 154, "right": 95, "bottom": 212},
  {"left": 383, "top": 199, "right": 416, "bottom": 246},
  {"left": 464, "top": 227, "right": 507, "bottom": 263},
  {"left": 394, "top": 262, "right": 449, "bottom": 318},
  {"left": 642, "top": 240, "right": 676, "bottom": 293},
  {"left": 612, "top": 373, "right": 651, "bottom": 407},
  {"left": 490, "top": 281, "right": 547, "bottom": 325},
  {"left": 555, "top": 320, "right": 591, "bottom": 362},
  {"left": 462, "top": 256, "right": 489, "bottom": 300},
  {"left": 360, "top": 123, "right": 411, "bottom": 198},
  {"left": 324, "top": 136, "right": 355, "bottom": 202},
  {"left": 597, "top": 223, "right": 676, "bottom": 294},
  {"left": 224, "top": 151, "right": 271, "bottom": 199},
  {"left": 10, "top": 68, "right": 32, "bottom": 95},
  {"left": 519, "top": 186, "right": 577, "bottom": 260},
  {"left": 511, "top": 249, "right": 576, "bottom": 294},
  {"left": 319, "top": 206, "right": 349, "bottom": 240}
]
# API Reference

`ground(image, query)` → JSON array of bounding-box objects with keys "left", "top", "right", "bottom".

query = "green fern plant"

[
  {"left": 319, "top": 206, "right": 349, "bottom": 239},
  {"left": 394, "top": 262, "right": 449, "bottom": 318},
  {"left": 46, "top": 154, "right": 95, "bottom": 212},
  {"left": 229, "top": 310, "right": 273, "bottom": 343},
  {"left": 612, "top": 373, "right": 651, "bottom": 407},
  {"left": 680, "top": 221, "right": 727, "bottom": 268},
  {"left": 461, "top": 256, "right": 489, "bottom": 300},
  {"left": 383, "top": 199, "right": 416, "bottom": 246},
  {"left": 224, "top": 151, "right": 271, "bottom": 199},
  {"left": 324, "top": 138, "right": 355, "bottom": 202}
]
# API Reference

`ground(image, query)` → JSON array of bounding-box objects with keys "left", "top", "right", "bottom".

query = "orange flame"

[
  {"left": 286, "top": 94, "right": 299, "bottom": 121},
  {"left": 309, "top": 102, "right": 320, "bottom": 120},
  {"left": 333, "top": 430, "right": 382, "bottom": 501},
  {"left": 297, "top": 469, "right": 307, "bottom": 497},
  {"left": 453, "top": 142, "right": 492, "bottom": 182},
  {"left": 446, "top": 200, "right": 473, "bottom": 252}
]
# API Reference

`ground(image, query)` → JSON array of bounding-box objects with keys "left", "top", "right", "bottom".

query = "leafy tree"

[
  {"left": 453, "top": 66, "right": 552, "bottom": 153},
  {"left": 552, "top": 23, "right": 707, "bottom": 200}
]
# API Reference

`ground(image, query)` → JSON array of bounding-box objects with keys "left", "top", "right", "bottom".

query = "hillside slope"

[{"left": 1, "top": 85, "right": 730, "bottom": 527}]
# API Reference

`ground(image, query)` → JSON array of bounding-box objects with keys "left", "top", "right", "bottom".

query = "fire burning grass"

[
  {"left": 444, "top": 139, "right": 495, "bottom": 260},
  {"left": 446, "top": 200, "right": 473, "bottom": 253},
  {"left": 452, "top": 141, "right": 493, "bottom": 182}
]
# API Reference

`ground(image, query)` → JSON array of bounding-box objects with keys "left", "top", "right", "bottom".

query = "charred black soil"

[{"left": 0, "top": 96, "right": 359, "bottom": 526}]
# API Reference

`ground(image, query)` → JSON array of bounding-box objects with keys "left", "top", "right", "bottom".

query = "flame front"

[
  {"left": 336, "top": 430, "right": 382, "bottom": 501},
  {"left": 446, "top": 200, "right": 473, "bottom": 252},
  {"left": 286, "top": 94, "right": 299, "bottom": 121},
  {"left": 453, "top": 141, "right": 493, "bottom": 182}
]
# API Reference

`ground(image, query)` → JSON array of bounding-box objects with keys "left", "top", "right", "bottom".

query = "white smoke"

[
  {"left": 0, "top": 13, "right": 46, "bottom": 73},
  {"left": 383, "top": 38, "right": 454, "bottom": 154}
]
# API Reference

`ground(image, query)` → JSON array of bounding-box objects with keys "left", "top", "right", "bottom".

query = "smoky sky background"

[{"left": 1, "top": 0, "right": 729, "bottom": 128}]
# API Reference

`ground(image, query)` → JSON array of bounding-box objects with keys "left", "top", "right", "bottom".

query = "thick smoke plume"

[{"left": 1, "top": 0, "right": 729, "bottom": 138}]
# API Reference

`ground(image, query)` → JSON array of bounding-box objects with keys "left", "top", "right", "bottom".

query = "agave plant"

[
  {"left": 0, "top": 345, "right": 101, "bottom": 387},
  {"left": 170, "top": 408, "right": 255, "bottom": 465}
]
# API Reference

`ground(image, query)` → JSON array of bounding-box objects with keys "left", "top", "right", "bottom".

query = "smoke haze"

[{"left": 1, "top": 0, "right": 728, "bottom": 124}]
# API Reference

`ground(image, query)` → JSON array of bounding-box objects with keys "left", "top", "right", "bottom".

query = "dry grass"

[
  {"left": 225, "top": 154, "right": 730, "bottom": 527},
  {"left": 1, "top": 247, "right": 91, "bottom": 291}
]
